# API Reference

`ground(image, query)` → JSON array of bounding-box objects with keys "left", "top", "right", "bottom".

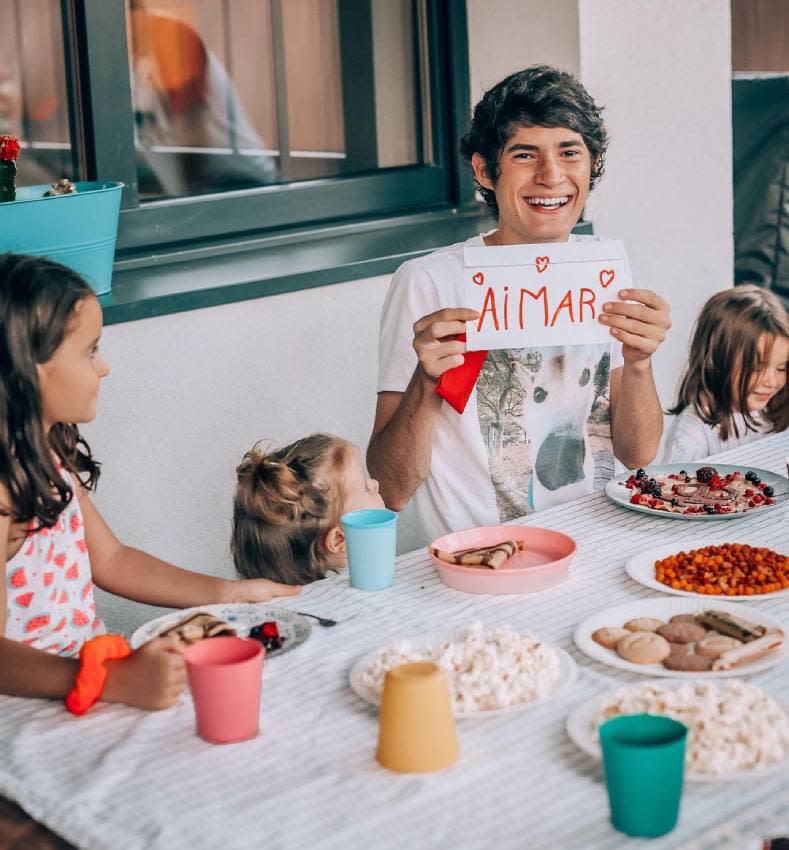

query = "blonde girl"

[{"left": 232, "top": 434, "right": 385, "bottom": 585}]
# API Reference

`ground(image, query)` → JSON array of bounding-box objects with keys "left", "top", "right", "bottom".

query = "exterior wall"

[
  {"left": 578, "top": 0, "right": 733, "bottom": 413},
  {"left": 88, "top": 1, "right": 734, "bottom": 633}
]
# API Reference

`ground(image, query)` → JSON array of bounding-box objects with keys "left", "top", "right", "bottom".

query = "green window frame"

[{"left": 65, "top": 0, "right": 475, "bottom": 258}]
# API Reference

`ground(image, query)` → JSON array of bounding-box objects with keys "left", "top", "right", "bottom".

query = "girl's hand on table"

[
  {"left": 103, "top": 635, "right": 187, "bottom": 711},
  {"left": 226, "top": 578, "right": 303, "bottom": 604}
]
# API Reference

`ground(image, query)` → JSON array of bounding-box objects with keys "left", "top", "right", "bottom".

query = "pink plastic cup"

[{"left": 185, "top": 637, "right": 264, "bottom": 744}]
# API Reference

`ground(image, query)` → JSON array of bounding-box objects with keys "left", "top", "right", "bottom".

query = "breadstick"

[
  {"left": 711, "top": 631, "right": 784, "bottom": 671},
  {"left": 430, "top": 539, "right": 525, "bottom": 569}
]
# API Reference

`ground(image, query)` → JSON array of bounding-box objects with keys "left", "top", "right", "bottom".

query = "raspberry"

[
  {"left": 708, "top": 475, "right": 724, "bottom": 490},
  {"left": 695, "top": 466, "right": 717, "bottom": 483}
]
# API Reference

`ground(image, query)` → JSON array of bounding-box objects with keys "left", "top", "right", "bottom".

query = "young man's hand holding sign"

[{"left": 368, "top": 66, "right": 670, "bottom": 541}]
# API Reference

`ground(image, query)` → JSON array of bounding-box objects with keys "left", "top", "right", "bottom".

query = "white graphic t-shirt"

[{"left": 377, "top": 234, "right": 624, "bottom": 543}]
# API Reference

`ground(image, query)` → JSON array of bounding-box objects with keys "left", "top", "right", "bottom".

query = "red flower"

[{"left": 0, "top": 135, "right": 21, "bottom": 162}]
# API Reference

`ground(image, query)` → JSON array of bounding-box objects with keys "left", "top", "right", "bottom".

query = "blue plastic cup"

[
  {"left": 341, "top": 509, "right": 397, "bottom": 590},
  {"left": 599, "top": 713, "right": 687, "bottom": 838}
]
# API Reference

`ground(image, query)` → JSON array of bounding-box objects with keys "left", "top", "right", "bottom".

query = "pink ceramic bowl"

[{"left": 428, "top": 525, "right": 576, "bottom": 595}]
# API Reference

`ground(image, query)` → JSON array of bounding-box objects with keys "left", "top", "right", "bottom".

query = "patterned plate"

[
  {"left": 605, "top": 463, "right": 788, "bottom": 520},
  {"left": 130, "top": 603, "right": 312, "bottom": 658}
]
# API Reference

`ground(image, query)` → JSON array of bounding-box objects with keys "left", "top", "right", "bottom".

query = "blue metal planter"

[{"left": 0, "top": 181, "right": 123, "bottom": 295}]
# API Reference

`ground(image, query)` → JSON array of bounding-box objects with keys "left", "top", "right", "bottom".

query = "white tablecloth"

[{"left": 1, "top": 433, "right": 787, "bottom": 850}]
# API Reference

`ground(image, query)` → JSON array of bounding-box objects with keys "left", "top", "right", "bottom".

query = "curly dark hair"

[
  {"left": 0, "top": 253, "right": 101, "bottom": 529},
  {"left": 460, "top": 65, "right": 609, "bottom": 218}
]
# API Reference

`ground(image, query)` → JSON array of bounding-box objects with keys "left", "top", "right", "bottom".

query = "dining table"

[{"left": 0, "top": 432, "right": 787, "bottom": 850}]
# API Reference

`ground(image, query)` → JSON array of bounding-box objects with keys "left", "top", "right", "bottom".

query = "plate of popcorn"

[
  {"left": 566, "top": 679, "right": 789, "bottom": 781},
  {"left": 626, "top": 539, "right": 789, "bottom": 600},
  {"left": 574, "top": 598, "right": 785, "bottom": 678},
  {"left": 349, "top": 621, "right": 577, "bottom": 718},
  {"left": 130, "top": 603, "right": 312, "bottom": 658},
  {"left": 605, "top": 463, "right": 788, "bottom": 520}
]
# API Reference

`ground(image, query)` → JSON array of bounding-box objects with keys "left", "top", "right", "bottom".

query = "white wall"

[
  {"left": 85, "top": 277, "right": 390, "bottom": 632},
  {"left": 467, "top": 0, "right": 580, "bottom": 98},
  {"left": 88, "top": 1, "right": 734, "bottom": 634},
  {"left": 578, "top": 0, "right": 734, "bottom": 411}
]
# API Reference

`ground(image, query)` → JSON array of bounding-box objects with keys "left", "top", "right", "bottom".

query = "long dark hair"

[
  {"left": 669, "top": 285, "right": 789, "bottom": 440},
  {"left": 460, "top": 65, "right": 609, "bottom": 218},
  {"left": 231, "top": 434, "right": 349, "bottom": 585},
  {"left": 0, "top": 253, "right": 101, "bottom": 528}
]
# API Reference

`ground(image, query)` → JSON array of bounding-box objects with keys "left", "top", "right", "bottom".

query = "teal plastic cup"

[
  {"left": 599, "top": 713, "right": 687, "bottom": 838},
  {"left": 341, "top": 509, "right": 397, "bottom": 590}
]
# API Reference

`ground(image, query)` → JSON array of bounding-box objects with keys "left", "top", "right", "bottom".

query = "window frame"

[{"left": 67, "top": 0, "right": 475, "bottom": 257}]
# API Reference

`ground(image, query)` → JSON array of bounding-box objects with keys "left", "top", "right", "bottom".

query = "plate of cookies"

[
  {"left": 573, "top": 597, "right": 785, "bottom": 678},
  {"left": 130, "top": 603, "right": 312, "bottom": 658}
]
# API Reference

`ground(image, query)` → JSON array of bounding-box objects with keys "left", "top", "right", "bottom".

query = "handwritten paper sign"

[{"left": 463, "top": 240, "right": 632, "bottom": 350}]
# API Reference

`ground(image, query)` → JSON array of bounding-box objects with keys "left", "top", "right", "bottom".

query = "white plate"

[
  {"left": 130, "top": 603, "right": 312, "bottom": 657},
  {"left": 626, "top": 540, "right": 789, "bottom": 601},
  {"left": 566, "top": 679, "right": 789, "bottom": 783},
  {"left": 605, "top": 463, "right": 788, "bottom": 521},
  {"left": 349, "top": 628, "right": 577, "bottom": 719},
  {"left": 573, "top": 597, "right": 786, "bottom": 678}
]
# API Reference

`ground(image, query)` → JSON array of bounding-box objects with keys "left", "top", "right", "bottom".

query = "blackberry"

[
  {"left": 695, "top": 466, "right": 717, "bottom": 484},
  {"left": 764, "top": 485, "right": 774, "bottom": 497}
]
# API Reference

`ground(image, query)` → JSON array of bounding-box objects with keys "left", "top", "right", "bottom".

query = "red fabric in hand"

[{"left": 435, "top": 334, "right": 488, "bottom": 414}]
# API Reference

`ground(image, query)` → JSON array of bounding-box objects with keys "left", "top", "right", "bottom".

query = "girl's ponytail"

[{"left": 231, "top": 435, "right": 348, "bottom": 585}]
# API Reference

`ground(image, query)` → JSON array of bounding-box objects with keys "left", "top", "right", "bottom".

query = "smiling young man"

[{"left": 367, "top": 66, "right": 671, "bottom": 542}]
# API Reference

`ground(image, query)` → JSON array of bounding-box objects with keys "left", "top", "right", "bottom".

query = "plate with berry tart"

[
  {"left": 130, "top": 603, "right": 312, "bottom": 657},
  {"left": 626, "top": 540, "right": 789, "bottom": 601},
  {"left": 605, "top": 463, "right": 788, "bottom": 520}
]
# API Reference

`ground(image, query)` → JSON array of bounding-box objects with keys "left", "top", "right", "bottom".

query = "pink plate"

[{"left": 428, "top": 525, "right": 576, "bottom": 595}]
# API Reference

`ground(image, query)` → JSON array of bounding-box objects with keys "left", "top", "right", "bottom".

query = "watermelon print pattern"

[
  {"left": 3, "top": 468, "right": 104, "bottom": 655},
  {"left": 8, "top": 567, "right": 26, "bottom": 589}
]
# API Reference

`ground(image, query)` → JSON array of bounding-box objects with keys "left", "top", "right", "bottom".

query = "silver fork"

[{"left": 295, "top": 611, "right": 338, "bottom": 627}]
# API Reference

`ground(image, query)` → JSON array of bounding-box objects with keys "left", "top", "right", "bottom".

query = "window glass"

[
  {"left": 0, "top": 0, "right": 78, "bottom": 187},
  {"left": 125, "top": 0, "right": 426, "bottom": 201}
]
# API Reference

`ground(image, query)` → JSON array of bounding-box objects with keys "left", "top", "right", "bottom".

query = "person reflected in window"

[{"left": 129, "top": 0, "right": 278, "bottom": 198}]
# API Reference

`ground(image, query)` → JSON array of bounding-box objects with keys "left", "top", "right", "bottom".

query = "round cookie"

[
  {"left": 696, "top": 633, "right": 743, "bottom": 659},
  {"left": 616, "top": 632, "right": 671, "bottom": 664},
  {"left": 624, "top": 617, "right": 664, "bottom": 633},
  {"left": 592, "top": 627, "right": 630, "bottom": 650},
  {"left": 662, "top": 652, "right": 713, "bottom": 672},
  {"left": 669, "top": 614, "right": 698, "bottom": 625},
  {"left": 657, "top": 621, "right": 707, "bottom": 644}
]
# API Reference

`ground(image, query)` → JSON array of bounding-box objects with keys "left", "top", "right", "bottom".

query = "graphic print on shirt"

[{"left": 476, "top": 344, "right": 613, "bottom": 520}]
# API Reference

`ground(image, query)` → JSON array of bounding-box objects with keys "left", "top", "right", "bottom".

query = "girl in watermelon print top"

[
  {"left": 0, "top": 254, "right": 300, "bottom": 710},
  {"left": 6, "top": 471, "right": 101, "bottom": 655}
]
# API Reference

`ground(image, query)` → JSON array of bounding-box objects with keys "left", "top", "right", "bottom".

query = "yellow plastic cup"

[{"left": 376, "top": 662, "right": 459, "bottom": 773}]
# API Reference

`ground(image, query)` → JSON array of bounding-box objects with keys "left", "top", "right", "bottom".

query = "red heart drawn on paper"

[
  {"left": 535, "top": 256, "right": 550, "bottom": 273},
  {"left": 472, "top": 271, "right": 485, "bottom": 286},
  {"left": 599, "top": 269, "right": 615, "bottom": 288}
]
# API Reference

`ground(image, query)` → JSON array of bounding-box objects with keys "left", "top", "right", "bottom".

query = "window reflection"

[
  {"left": 127, "top": 0, "right": 426, "bottom": 201},
  {"left": 0, "top": 0, "right": 77, "bottom": 187}
]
